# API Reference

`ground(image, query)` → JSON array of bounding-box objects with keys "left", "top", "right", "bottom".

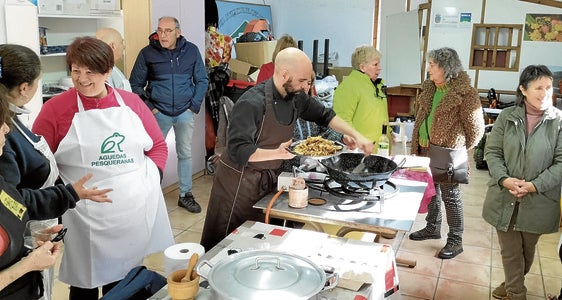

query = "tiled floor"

[{"left": 52, "top": 157, "right": 562, "bottom": 299}]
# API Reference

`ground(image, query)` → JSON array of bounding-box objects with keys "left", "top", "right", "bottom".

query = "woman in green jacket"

[
  {"left": 483, "top": 65, "right": 562, "bottom": 300},
  {"left": 333, "top": 45, "right": 388, "bottom": 144}
]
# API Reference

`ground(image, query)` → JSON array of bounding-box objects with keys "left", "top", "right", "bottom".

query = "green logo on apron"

[{"left": 101, "top": 132, "right": 125, "bottom": 154}]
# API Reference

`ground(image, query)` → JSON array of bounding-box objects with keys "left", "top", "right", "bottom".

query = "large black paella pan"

[{"left": 319, "top": 153, "right": 405, "bottom": 187}]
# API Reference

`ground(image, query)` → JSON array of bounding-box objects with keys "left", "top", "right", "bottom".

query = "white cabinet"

[{"left": 38, "top": 13, "right": 123, "bottom": 84}]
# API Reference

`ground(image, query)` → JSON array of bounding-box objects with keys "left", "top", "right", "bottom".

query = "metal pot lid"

[{"left": 208, "top": 250, "right": 326, "bottom": 299}]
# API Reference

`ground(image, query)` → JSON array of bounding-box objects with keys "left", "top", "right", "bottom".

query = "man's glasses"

[{"left": 157, "top": 28, "right": 176, "bottom": 35}]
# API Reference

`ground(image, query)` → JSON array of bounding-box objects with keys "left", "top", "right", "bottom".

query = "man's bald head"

[
  {"left": 273, "top": 47, "right": 314, "bottom": 97},
  {"left": 274, "top": 47, "right": 311, "bottom": 74},
  {"left": 95, "top": 28, "right": 124, "bottom": 62}
]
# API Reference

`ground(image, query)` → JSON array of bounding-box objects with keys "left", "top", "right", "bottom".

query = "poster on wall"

[
  {"left": 524, "top": 14, "right": 562, "bottom": 42},
  {"left": 433, "top": 7, "right": 472, "bottom": 28},
  {"left": 216, "top": 1, "right": 273, "bottom": 40}
]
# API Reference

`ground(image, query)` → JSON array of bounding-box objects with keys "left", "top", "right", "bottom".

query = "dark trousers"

[
  {"left": 69, "top": 281, "right": 119, "bottom": 300},
  {"left": 425, "top": 183, "right": 464, "bottom": 244},
  {"left": 496, "top": 203, "right": 540, "bottom": 300}
]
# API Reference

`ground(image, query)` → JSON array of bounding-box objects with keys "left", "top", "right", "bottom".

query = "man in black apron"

[{"left": 200, "top": 48, "right": 374, "bottom": 251}]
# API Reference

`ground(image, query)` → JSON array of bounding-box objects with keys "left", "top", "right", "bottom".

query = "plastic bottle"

[{"left": 377, "top": 124, "right": 390, "bottom": 156}]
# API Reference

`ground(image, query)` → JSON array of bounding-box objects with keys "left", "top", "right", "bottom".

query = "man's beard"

[{"left": 282, "top": 77, "right": 304, "bottom": 98}]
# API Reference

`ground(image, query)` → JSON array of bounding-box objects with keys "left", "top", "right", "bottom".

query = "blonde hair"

[
  {"left": 272, "top": 34, "right": 297, "bottom": 62},
  {"left": 351, "top": 45, "right": 381, "bottom": 70}
]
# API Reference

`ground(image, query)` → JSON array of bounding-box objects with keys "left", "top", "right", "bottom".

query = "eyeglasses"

[{"left": 157, "top": 28, "right": 176, "bottom": 35}]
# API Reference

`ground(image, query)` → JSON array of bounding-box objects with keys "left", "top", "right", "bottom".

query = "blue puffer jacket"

[{"left": 130, "top": 32, "right": 209, "bottom": 116}]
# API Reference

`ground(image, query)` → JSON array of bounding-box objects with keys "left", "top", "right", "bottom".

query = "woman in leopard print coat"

[{"left": 408, "top": 47, "right": 484, "bottom": 259}]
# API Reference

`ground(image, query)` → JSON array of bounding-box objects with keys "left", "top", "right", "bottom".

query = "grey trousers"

[
  {"left": 424, "top": 183, "right": 463, "bottom": 244},
  {"left": 496, "top": 203, "right": 540, "bottom": 300}
]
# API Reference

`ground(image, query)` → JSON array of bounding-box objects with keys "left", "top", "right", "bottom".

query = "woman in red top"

[
  {"left": 32, "top": 37, "right": 173, "bottom": 300},
  {"left": 256, "top": 34, "right": 297, "bottom": 84}
]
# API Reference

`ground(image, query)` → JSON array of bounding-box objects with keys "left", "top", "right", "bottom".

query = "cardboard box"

[
  {"left": 328, "top": 66, "right": 354, "bottom": 83},
  {"left": 63, "top": 0, "right": 90, "bottom": 15},
  {"left": 38, "top": 0, "right": 64, "bottom": 14},
  {"left": 90, "top": 0, "right": 121, "bottom": 14},
  {"left": 234, "top": 40, "right": 277, "bottom": 67},
  {"left": 229, "top": 59, "right": 260, "bottom": 82}
]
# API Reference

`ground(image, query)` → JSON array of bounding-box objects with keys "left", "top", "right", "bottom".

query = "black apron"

[{"left": 201, "top": 82, "right": 296, "bottom": 251}]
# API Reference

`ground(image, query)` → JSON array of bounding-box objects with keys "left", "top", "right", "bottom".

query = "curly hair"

[
  {"left": 351, "top": 45, "right": 381, "bottom": 70},
  {"left": 427, "top": 47, "right": 463, "bottom": 82}
]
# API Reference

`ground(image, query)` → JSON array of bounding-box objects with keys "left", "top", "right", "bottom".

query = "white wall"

[
  {"left": 1, "top": 0, "right": 43, "bottom": 125},
  {"left": 476, "top": 0, "right": 562, "bottom": 91},
  {"left": 426, "top": 0, "right": 562, "bottom": 91},
  {"left": 224, "top": 0, "right": 374, "bottom": 68},
  {"left": 226, "top": 0, "right": 423, "bottom": 83},
  {"left": 382, "top": 10, "right": 421, "bottom": 87},
  {"left": 381, "top": 0, "right": 562, "bottom": 89},
  {"left": 151, "top": 0, "right": 207, "bottom": 188}
]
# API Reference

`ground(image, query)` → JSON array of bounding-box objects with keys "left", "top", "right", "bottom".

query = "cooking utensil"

[
  {"left": 351, "top": 155, "right": 366, "bottom": 173},
  {"left": 167, "top": 269, "right": 199, "bottom": 300},
  {"left": 286, "top": 139, "right": 346, "bottom": 160},
  {"left": 181, "top": 253, "right": 198, "bottom": 283},
  {"left": 196, "top": 250, "right": 326, "bottom": 300},
  {"left": 319, "top": 153, "right": 406, "bottom": 186}
]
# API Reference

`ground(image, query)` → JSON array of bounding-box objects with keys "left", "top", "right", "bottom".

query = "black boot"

[
  {"left": 438, "top": 241, "right": 463, "bottom": 259},
  {"left": 409, "top": 227, "right": 441, "bottom": 241}
]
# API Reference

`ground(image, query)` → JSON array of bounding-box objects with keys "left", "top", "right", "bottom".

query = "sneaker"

[
  {"left": 437, "top": 242, "right": 463, "bottom": 259},
  {"left": 409, "top": 227, "right": 441, "bottom": 241},
  {"left": 178, "top": 193, "right": 201, "bottom": 213},
  {"left": 492, "top": 282, "right": 507, "bottom": 299}
]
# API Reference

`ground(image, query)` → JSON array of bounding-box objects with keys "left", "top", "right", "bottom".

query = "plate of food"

[{"left": 286, "top": 136, "right": 346, "bottom": 159}]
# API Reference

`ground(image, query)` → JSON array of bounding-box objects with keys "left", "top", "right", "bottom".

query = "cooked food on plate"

[{"left": 293, "top": 136, "right": 343, "bottom": 157}]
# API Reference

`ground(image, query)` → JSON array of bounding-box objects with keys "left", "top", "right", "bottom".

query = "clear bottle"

[{"left": 377, "top": 124, "right": 390, "bottom": 156}]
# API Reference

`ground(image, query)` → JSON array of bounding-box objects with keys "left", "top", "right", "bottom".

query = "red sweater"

[
  {"left": 256, "top": 61, "right": 274, "bottom": 84},
  {"left": 32, "top": 86, "right": 168, "bottom": 171}
]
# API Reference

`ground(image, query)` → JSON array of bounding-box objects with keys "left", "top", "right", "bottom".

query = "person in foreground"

[
  {"left": 408, "top": 47, "right": 484, "bottom": 259},
  {"left": 130, "top": 16, "right": 209, "bottom": 214},
  {"left": 32, "top": 37, "right": 174, "bottom": 300},
  {"left": 483, "top": 65, "right": 561, "bottom": 300},
  {"left": 0, "top": 43, "right": 115, "bottom": 300},
  {"left": 0, "top": 81, "right": 112, "bottom": 299},
  {"left": 200, "top": 47, "right": 374, "bottom": 251}
]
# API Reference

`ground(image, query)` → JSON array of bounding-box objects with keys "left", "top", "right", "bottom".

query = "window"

[{"left": 469, "top": 24, "right": 523, "bottom": 71}]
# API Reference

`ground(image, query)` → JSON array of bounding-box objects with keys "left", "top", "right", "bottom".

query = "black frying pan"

[{"left": 319, "top": 153, "right": 405, "bottom": 187}]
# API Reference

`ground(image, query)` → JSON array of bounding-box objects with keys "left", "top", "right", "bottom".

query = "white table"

[
  {"left": 254, "top": 177, "right": 427, "bottom": 236},
  {"left": 150, "top": 221, "right": 399, "bottom": 300}
]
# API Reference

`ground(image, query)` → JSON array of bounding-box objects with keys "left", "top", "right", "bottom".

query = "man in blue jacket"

[{"left": 130, "top": 16, "right": 209, "bottom": 213}]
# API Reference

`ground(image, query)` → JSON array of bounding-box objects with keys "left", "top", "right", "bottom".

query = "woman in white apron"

[
  {"left": 0, "top": 44, "right": 116, "bottom": 300},
  {"left": 32, "top": 37, "right": 173, "bottom": 299},
  {"left": 0, "top": 44, "right": 114, "bottom": 300}
]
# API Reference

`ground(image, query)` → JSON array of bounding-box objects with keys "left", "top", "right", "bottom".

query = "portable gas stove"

[{"left": 298, "top": 173, "right": 399, "bottom": 213}]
